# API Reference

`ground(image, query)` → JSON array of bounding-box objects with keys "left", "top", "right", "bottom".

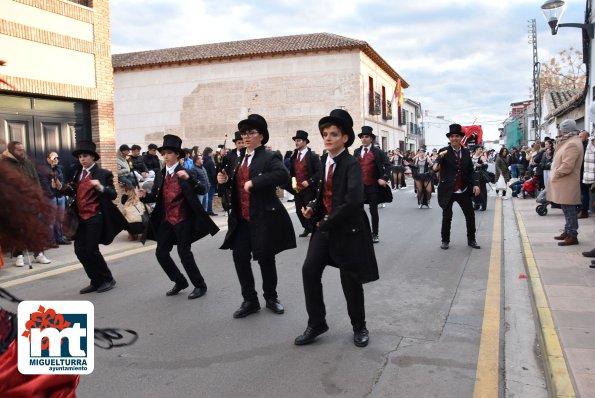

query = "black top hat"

[
  {"left": 318, "top": 109, "right": 355, "bottom": 148},
  {"left": 358, "top": 125, "right": 376, "bottom": 140},
  {"left": 232, "top": 131, "right": 243, "bottom": 142},
  {"left": 292, "top": 130, "right": 309, "bottom": 143},
  {"left": 73, "top": 140, "right": 100, "bottom": 160},
  {"left": 158, "top": 134, "right": 183, "bottom": 156},
  {"left": 238, "top": 114, "right": 269, "bottom": 145},
  {"left": 446, "top": 124, "right": 464, "bottom": 138}
]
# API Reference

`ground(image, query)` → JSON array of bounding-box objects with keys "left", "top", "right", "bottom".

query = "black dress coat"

[
  {"left": 352, "top": 145, "right": 393, "bottom": 203},
  {"left": 287, "top": 148, "right": 321, "bottom": 195},
  {"left": 219, "top": 145, "right": 296, "bottom": 260},
  {"left": 310, "top": 150, "right": 379, "bottom": 284},
  {"left": 435, "top": 146, "right": 479, "bottom": 209},
  {"left": 68, "top": 165, "right": 127, "bottom": 245},
  {"left": 142, "top": 164, "right": 219, "bottom": 242}
]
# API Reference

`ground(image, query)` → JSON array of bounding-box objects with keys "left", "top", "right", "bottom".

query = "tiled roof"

[
  {"left": 543, "top": 88, "right": 584, "bottom": 120},
  {"left": 113, "top": 32, "right": 408, "bottom": 87}
]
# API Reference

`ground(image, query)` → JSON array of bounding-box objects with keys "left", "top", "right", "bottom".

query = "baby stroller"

[{"left": 535, "top": 188, "right": 550, "bottom": 216}]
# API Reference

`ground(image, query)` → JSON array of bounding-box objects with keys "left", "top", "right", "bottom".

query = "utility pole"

[{"left": 529, "top": 19, "right": 542, "bottom": 142}]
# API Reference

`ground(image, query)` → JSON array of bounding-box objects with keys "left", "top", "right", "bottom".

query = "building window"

[
  {"left": 381, "top": 86, "right": 386, "bottom": 119},
  {"left": 68, "top": 0, "right": 91, "bottom": 6},
  {"left": 368, "top": 77, "right": 374, "bottom": 115}
]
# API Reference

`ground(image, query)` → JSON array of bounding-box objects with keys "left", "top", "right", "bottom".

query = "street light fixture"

[{"left": 540, "top": 0, "right": 594, "bottom": 38}]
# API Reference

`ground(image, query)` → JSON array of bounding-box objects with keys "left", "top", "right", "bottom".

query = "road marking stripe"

[
  {"left": 473, "top": 198, "right": 502, "bottom": 398},
  {"left": 514, "top": 210, "right": 576, "bottom": 398}
]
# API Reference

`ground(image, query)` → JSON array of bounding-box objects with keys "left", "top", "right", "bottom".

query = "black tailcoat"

[
  {"left": 311, "top": 151, "right": 379, "bottom": 284},
  {"left": 220, "top": 146, "right": 296, "bottom": 260},
  {"left": 435, "top": 146, "right": 479, "bottom": 209},
  {"left": 352, "top": 145, "right": 392, "bottom": 181},
  {"left": 69, "top": 165, "right": 127, "bottom": 245},
  {"left": 288, "top": 148, "right": 321, "bottom": 194},
  {"left": 142, "top": 165, "right": 219, "bottom": 242}
]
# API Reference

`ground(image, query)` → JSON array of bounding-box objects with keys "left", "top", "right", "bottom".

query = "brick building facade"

[{"left": 0, "top": 0, "right": 116, "bottom": 175}]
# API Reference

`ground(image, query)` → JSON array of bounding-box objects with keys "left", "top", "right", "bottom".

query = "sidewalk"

[{"left": 514, "top": 197, "right": 595, "bottom": 397}]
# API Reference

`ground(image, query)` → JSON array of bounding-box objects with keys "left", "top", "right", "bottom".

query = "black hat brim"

[
  {"left": 292, "top": 136, "right": 310, "bottom": 143},
  {"left": 238, "top": 119, "right": 269, "bottom": 145},
  {"left": 72, "top": 150, "right": 100, "bottom": 160},
  {"left": 319, "top": 116, "right": 355, "bottom": 148},
  {"left": 357, "top": 132, "right": 376, "bottom": 140},
  {"left": 445, "top": 132, "right": 464, "bottom": 138},
  {"left": 158, "top": 146, "right": 183, "bottom": 157}
]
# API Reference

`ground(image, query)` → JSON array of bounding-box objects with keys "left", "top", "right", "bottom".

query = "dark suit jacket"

[
  {"left": 222, "top": 150, "right": 241, "bottom": 177},
  {"left": 142, "top": 164, "right": 219, "bottom": 242},
  {"left": 310, "top": 150, "right": 379, "bottom": 284},
  {"left": 288, "top": 148, "right": 321, "bottom": 194},
  {"left": 435, "top": 146, "right": 479, "bottom": 209},
  {"left": 219, "top": 145, "right": 296, "bottom": 260},
  {"left": 68, "top": 164, "right": 127, "bottom": 245}
]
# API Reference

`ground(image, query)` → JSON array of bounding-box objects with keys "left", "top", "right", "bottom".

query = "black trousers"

[
  {"left": 231, "top": 220, "right": 278, "bottom": 302},
  {"left": 74, "top": 213, "right": 113, "bottom": 287},
  {"left": 473, "top": 182, "right": 488, "bottom": 210},
  {"left": 364, "top": 184, "right": 379, "bottom": 235},
  {"left": 302, "top": 230, "right": 365, "bottom": 330},
  {"left": 294, "top": 187, "right": 316, "bottom": 232},
  {"left": 441, "top": 191, "right": 476, "bottom": 243},
  {"left": 155, "top": 219, "right": 206, "bottom": 288}
]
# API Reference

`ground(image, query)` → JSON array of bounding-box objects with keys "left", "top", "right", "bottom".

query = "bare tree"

[{"left": 539, "top": 47, "right": 586, "bottom": 93}]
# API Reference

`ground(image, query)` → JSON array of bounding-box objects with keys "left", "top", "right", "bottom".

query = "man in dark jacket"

[
  {"left": 353, "top": 127, "right": 391, "bottom": 243},
  {"left": 68, "top": 141, "right": 127, "bottom": 293},
  {"left": 288, "top": 130, "right": 321, "bottom": 237},
  {"left": 294, "top": 109, "right": 379, "bottom": 348},
  {"left": 130, "top": 144, "right": 151, "bottom": 180},
  {"left": 143, "top": 143, "right": 161, "bottom": 175},
  {"left": 138, "top": 135, "right": 219, "bottom": 300},
  {"left": 220, "top": 131, "right": 244, "bottom": 212},
  {"left": 432, "top": 124, "right": 481, "bottom": 250},
  {"left": 38, "top": 152, "right": 70, "bottom": 246},
  {"left": 217, "top": 114, "right": 296, "bottom": 319},
  {"left": 202, "top": 147, "right": 218, "bottom": 216}
]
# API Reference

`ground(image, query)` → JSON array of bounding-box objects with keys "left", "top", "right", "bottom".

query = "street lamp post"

[{"left": 541, "top": 0, "right": 595, "bottom": 38}]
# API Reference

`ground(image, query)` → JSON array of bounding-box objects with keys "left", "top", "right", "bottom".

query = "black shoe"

[
  {"left": 265, "top": 299, "right": 284, "bottom": 314},
  {"left": 96, "top": 279, "right": 116, "bottom": 293},
  {"left": 354, "top": 327, "right": 369, "bottom": 347},
  {"left": 287, "top": 199, "right": 295, "bottom": 202},
  {"left": 299, "top": 230, "right": 311, "bottom": 238},
  {"left": 50, "top": 243, "right": 59, "bottom": 249},
  {"left": 372, "top": 234, "right": 379, "bottom": 244},
  {"left": 57, "top": 240, "right": 72, "bottom": 245},
  {"left": 294, "top": 324, "right": 329, "bottom": 346},
  {"left": 233, "top": 301, "right": 261, "bottom": 318},
  {"left": 166, "top": 280, "right": 189, "bottom": 296},
  {"left": 79, "top": 284, "right": 98, "bottom": 294},
  {"left": 468, "top": 240, "right": 481, "bottom": 249},
  {"left": 441, "top": 242, "right": 449, "bottom": 250},
  {"left": 582, "top": 248, "right": 595, "bottom": 258},
  {"left": 591, "top": 259, "right": 595, "bottom": 268},
  {"left": 188, "top": 286, "right": 207, "bottom": 300},
  {"left": 207, "top": 212, "right": 218, "bottom": 216}
]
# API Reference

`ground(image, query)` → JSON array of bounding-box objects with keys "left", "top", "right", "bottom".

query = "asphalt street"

[{"left": 7, "top": 187, "right": 546, "bottom": 397}]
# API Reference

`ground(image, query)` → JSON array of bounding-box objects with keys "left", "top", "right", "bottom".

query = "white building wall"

[
  {"left": 114, "top": 51, "right": 364, "bottom": 154},
  {"left": 423, "top": 114, "right": 454, "bottom": 152}
]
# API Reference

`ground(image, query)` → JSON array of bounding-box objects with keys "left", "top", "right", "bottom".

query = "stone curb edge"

[{"left": 513, "top": 205, "right": 576, "bottom": 398}]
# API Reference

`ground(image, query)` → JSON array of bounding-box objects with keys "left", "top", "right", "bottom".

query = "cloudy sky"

[{"left": 110, "top": 0, "right": 587, "bottom": 140}]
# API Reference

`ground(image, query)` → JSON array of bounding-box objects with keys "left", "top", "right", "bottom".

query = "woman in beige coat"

[{"left": 547, "top": 119, "right": 584, "bottom": 246}]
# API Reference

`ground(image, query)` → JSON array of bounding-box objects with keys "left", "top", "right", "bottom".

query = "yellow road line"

[
  {"left": 515, "top": 210, "right": 576, "bottom": 398},
  {"left": 473, "top": 198, "right": 502, "bottom": 398}
]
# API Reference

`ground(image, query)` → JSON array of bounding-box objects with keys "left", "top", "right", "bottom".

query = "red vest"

[
  {"left": 453, "top": 150, "right": 464, "bottom": 192},
  {"left": 162, "top": 173, "right": 188, "bottom": 225},
  {"left": 359, "top": 148, "right": 376, "bottom": 186},
  {"left": 76, "top": 174, "right": 100, "bottom": 221},
  {"left": 293, "top": 153, "right": 309, "bottom": 186},
  {"left": 236, "top": 158, "right": 251, "bottom": 221}
]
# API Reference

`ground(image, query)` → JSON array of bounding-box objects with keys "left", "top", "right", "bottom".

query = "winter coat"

[
  {"left": 547, "top": 135, "right": 584, "bottom": 205},
  {"left": 116, "top": 152, "right": 130, "bottom": 177},
  {"left": 0, "top": 150, "right": 40, "bottom": 185},
  {"left": 435, "top": 146, "right": 479, "bottom": 209},
  {"left": 495, "top": 154, "right": 510, "bottom": 182}
]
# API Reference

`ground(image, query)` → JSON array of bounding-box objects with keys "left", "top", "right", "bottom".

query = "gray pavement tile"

[
  {"left": 548, "top": 297, "right": 595, "bottom": 312},
  {"left": 553, "top": 310, "right": 595, "bottom": 329},
  {"left": 558, "top": 327, "right": 595, "bottom": 350},
  {"left": 540, "top": 267, "right": 592, "bottom": 286},
  {"left": 574, "top": 373, "right": 595, "bottom": 394},
  {"left": 547, "top": 285, "right": 595, "bottom": 298},
  {"left": 565, "top": 348, "right": 595, "bottom": 375}
]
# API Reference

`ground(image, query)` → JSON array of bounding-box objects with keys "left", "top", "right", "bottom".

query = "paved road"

[{"left": 7, "top": 187, "right": 546, "bottom": 397}]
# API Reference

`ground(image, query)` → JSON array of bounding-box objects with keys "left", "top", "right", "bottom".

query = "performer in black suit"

[
  {"left": 222, "top": 131, "right": 244, "bottom": 175},
  {"left": 68, "top": 141, "right": 127, "bottom": 294},
  {"left": 353, "top": 127, "right": 391, "bottom": 243},
  {"left": 294, "top": 109, "right": 379, "bottom": 348},
  {"left": 218, "top": 114, "right": 296, "bottom": 318},
  {"left": 432, "top": 124, "right": 481, "bottom": 250},
  {"left": 137, "top": 134, "right": 220, "bottom": 299},
  {"left": 288, "top": 130, "right": 321, "bottom": 237}
]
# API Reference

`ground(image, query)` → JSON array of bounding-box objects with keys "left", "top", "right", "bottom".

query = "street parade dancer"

[
  {"left": 294, "top": 109, "right": 379, "bottom": 347},
  {"left": 288, "top": 130, "right": 321, "bottom": 238},
  {"left": 67, "top": 141, "right": 127, "bottom": 294},
  {"left": 137, "top": 134, "right": 219, "bottom": 300},
  {"left": 432, "top": 124, "right": 481, "bottom": 250},
  {"left": 217, "top": 114, "right": 296, "bottom": 318},
  {"left": 353, "top": 126, "right": 391, "bottom": 243}
]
